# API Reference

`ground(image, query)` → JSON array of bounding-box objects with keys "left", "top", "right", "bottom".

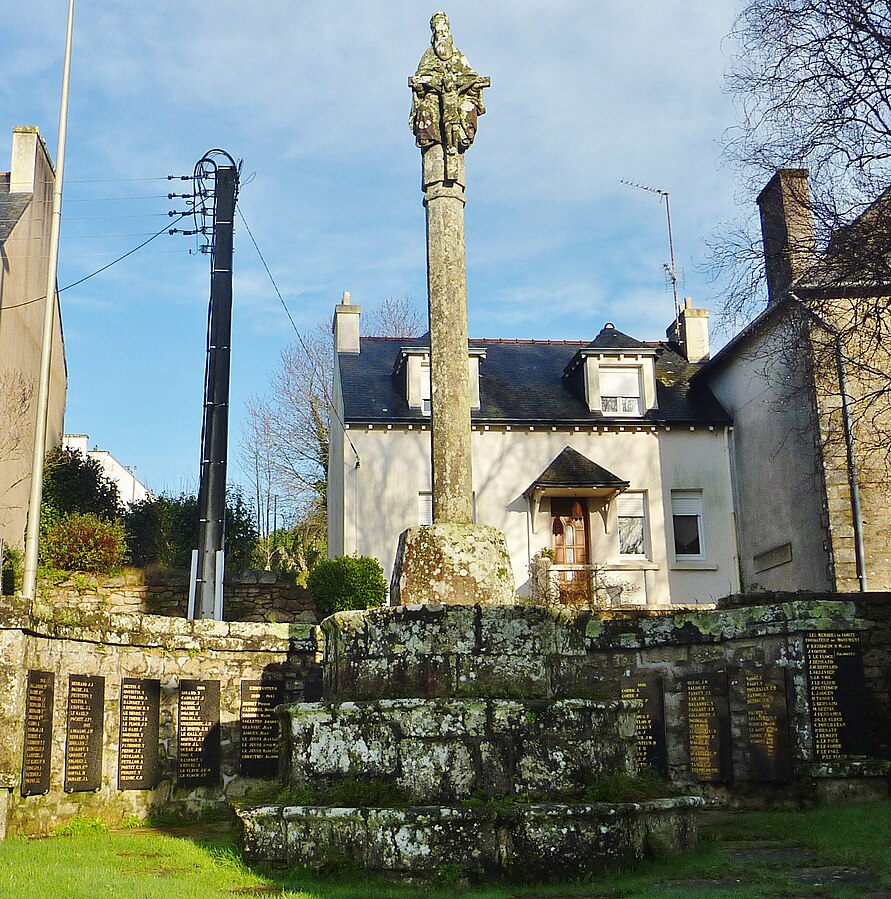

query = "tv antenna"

[{"left": 620, "top": 180, "right": 680, "bottom": 326}]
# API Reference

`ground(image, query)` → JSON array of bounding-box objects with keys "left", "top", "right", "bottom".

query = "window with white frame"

[
  {"left": 617, "top": 492, "right": 647, "bottom": 556},
  {"left": 418, "top": 492, "right": 433, "bottom": 525},
  {"left": 420, "top": 361, "right": 431, "bottom": 415},
  {"left": 599, "top": 367, "right": 641, "bottom": 415},
  {"left": 671, "top": 491, "right": 704, "bottom": 558}
]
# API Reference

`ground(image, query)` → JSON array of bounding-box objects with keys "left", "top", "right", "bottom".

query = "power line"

[
  {"left": 0, "top": 214, "right": 187, "bottom": 309},
  {"left": 236, "top": 202, "right": 361, "bottom": 468},
  {"left": 63, "top": 194, "right": 171, "bottom": 202}
]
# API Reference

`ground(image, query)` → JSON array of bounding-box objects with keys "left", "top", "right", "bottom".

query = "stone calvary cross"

[{"left": 391, "top": 12, "right": 514, "bottom": 605}]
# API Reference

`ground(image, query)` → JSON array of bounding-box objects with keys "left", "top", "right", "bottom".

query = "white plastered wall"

[
  {"left": 706, "top": 325, "right": 832, "bottom": 592},
  {"left": 333, "top": 422, "right": 739, "bottom": 605}
]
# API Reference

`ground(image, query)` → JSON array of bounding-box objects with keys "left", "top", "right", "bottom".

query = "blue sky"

[{"left": 1, "top": 1, "right": 749, "bottom": 496}]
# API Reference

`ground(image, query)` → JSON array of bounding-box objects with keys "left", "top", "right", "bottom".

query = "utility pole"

[
  {"left": 22, "top": 0, "right": 75, "bottom": 601},
  {"left": 191, "top": 158, "right": 238, "bottom": 619}
]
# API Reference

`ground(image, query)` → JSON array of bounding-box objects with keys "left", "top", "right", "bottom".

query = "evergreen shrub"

[
  {"left": 306, "top": 555, "right": 388, "bottom": 616},
  {"left": 40, "top": 512, "right": 127, "bottom": 573}
]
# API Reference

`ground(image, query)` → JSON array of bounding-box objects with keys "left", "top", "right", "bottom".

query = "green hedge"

[{"left": 306, "top": 556, "right": 388, "bottom": 617}]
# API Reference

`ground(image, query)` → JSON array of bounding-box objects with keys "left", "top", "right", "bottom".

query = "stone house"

[
  {"left": 700, "top": 170, "right": 891, "bottom": 594},
  {"left": 0, "top": 127, "right": 67, "bottom": 550},
  {"left": 328, "top": 295, "right": 740, "bottom": 606}
]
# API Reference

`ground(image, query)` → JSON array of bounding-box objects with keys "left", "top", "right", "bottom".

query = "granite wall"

[
  {"left": 0, "top": 595, "right": 322, "bottom": 836},
  {"left": 34, "top": 570, "right": 318, "bottom": 624}
]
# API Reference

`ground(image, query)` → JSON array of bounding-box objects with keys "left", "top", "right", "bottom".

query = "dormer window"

[
  {"left": 396, "top": 345, "right": 485, "bottom": 414},
  {"left": 599, "top": 367, "right": 642, "bottom": 416}
]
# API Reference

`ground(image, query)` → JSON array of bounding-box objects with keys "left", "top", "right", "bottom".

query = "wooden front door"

[{"left": 551, "top": 497, "right": 588, "bottom": 568}]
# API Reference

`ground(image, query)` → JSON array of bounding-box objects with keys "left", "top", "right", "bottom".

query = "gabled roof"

[
  {"left": 524, "top": 446, "right": 628, "bottom": 496},
  {"left": 337, "top": 334, "right": 731, "bottom": 427},
  {"left": 0, "top": 178, "right": 31, "bottom": 244},
  {"left": 585, "top": 323, "right": 655, "bottom": 352}
]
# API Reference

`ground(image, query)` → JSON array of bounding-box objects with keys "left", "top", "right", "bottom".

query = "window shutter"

[
  {"left": 600, "top": 368, "right": 640, "bottom": 397},
  {"left": 671, "top": 493, "right": 702, "bottom": 516},
  {"left": 418, "top": 493, "right": 433, "bottom": 525},
  {"left": 616, "top": 493, "right": 645, "bottom": 517}
]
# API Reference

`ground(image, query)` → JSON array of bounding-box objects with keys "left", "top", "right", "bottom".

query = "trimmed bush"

[
  {"left": 40, "top": 512, "right": 127, "bottom": 573},
  {"left": 307, "top": 555, "right": 388, "bottom": 616}
]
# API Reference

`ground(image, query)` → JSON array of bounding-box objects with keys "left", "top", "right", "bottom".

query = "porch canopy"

[{"left": 523, "top": 446, "right": 628, "bottom": 532}]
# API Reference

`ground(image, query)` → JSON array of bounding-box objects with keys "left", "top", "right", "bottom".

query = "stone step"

[
  {"left": 237, "top": 797, "right": 706, "bottom": 878},
  {"left": 282, "top": 697, "right": 638, "bottom": 802}
]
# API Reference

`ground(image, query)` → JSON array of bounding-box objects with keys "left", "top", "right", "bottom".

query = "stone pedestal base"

[{"left": 391, "top": 524, "right": 515, "bottom": 605}]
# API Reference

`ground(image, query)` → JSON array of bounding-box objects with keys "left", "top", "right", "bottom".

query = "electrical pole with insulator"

[{"left": 178, "top": 152, "right": 239, "bottom": 620}]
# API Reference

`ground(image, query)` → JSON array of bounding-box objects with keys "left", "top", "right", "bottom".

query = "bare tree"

[
  {"left": 240, "top": 296, "right": 423, "bottom": 571},
  {"left": 365, "top": 295, "right": 425, "bottom": 338},
  {"left": 714, "top": 0, "right": 891, "bottom": 324},
  {"left": 0, "top": 372, "right": 35, "bottom": 533}
]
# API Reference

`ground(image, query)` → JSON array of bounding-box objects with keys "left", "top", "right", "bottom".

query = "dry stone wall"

[{"left": 35, "top": 570, "right": 319, "bottom": 624}]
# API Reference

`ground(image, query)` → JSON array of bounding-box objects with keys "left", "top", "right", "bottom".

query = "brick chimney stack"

[{"left": 756, "top": 169, "right": 815, "bottom": 303}]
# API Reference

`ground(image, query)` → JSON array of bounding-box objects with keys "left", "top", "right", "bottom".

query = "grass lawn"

[{"left": 0, "top": 801, "right": 889, "bottom": 898}]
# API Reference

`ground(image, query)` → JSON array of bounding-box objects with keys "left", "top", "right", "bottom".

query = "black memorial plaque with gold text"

[
  {"left": 685, "top": 671, "right": 732, "bottom": 783},
  {"left": 240, "top": 680, "right": 283, "bottom": 778},
  {"left": 118, "top": 678, "right": 161, "bottom": 790},
  {"left": 178, "top": 679, "right": 220, "bottom": 787},
  {"left": 21, "top": 670, "right": 54, "bottom": 797},
  {"left": 620, "top": 674, "right": 668, "bottom": 776},
  {"left": 804, "top": 632, "right": 872, "bottom": 760},
  {"left": 64, "top": 675, "right": 104, "bottom": 792},
  {"left": 734, "top": 667, "right": 792, "bottom": 782}
]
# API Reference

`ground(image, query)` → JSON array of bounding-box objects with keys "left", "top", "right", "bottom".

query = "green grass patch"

[{"left": 0, "top": 801, "right": 888, "bottom": 898}]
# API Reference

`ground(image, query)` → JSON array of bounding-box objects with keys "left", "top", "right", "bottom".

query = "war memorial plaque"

[
  {"left": 734, "top": 667, "right": 792, "bottom": 782},
  {"left": 240, "top": 680, "right": 283, "bottom": 777},
  {"left": 621, "top": 674, "right": 668, "bottom": 775},
  {"left": 177, "top": 679, "right": 220, "bottom": 787},
  {"left": 685, "top": 671, "right": 732, "bottom": 783},
  {"left": 804, "top": 631, "right": 872, "bottom": 760},
  {"left": 118, "top": 678, "right": 161, "bottom": 790},
  {"left": 64, "top": 675, "right": 104, "bottom": 792},
  {"left": 21, "top": 670, "right": 54, "bottom": 796}
]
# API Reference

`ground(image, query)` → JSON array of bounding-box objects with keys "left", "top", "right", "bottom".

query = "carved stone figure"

[{"left": 409, "top": 11, "right": 489, "bottom": 156}]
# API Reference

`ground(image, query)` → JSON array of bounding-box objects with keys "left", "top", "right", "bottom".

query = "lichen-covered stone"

[
  {"left": 237, "top": 798, "right": 705, "bottom": 877},
  {"left": 322, "top": 604, "right": 595, "bottom": 700},
  {"left": 283, "top": 697, "right": 636, "bottom": 802},
  {"left": 391, "top": 524, "right": 515, "bottom": 606}
]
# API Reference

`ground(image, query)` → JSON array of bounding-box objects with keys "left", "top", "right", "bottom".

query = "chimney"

[
  {"left": 333, "top": 290, "right": 361, "bottom": 354},
  {"left": 10, "top": 125, "right": 53, "bottom": 194},
  {"left": 756, "top": 169, "right": 815, "bottom": 303},
  {"left": 666, "top": 297, "right": 710, "bottom": 363}
]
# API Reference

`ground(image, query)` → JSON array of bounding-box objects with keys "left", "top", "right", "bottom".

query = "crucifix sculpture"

[
  {"left": 392, "top": 12, "right": 512, "bottom": 605},
  {"left": 409, "top": 12, "right": 489, "bottom": 525}
]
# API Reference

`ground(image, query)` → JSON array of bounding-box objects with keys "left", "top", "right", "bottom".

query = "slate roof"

[
  {"left": 338, "top": 331, "right": 731, "bottom": 427},
  {"left": 0, "top": 178, "right": 31, "bottom": 244},
  {"left": 524, "top": 447, "right": 629, "bottom": 495}
]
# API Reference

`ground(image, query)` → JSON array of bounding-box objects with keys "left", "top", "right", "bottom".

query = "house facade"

[
  {"left": 329, "top": 295, "right": 740, "bottom": 606},
  {"left": 700, "top": 169, "right": 891, "bottom": 594},
  {"left": 0, "top": 127, "right": 67, "bottom": 549}
]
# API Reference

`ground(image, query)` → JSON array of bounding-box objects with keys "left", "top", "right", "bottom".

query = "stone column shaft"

[{"left": 423, "top": 144, "right": 474, "bottom": 524}]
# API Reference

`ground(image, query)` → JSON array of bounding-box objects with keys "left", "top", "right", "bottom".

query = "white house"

[
  {"left": 329, "top": 296, "right": 740, "bottom": 606},
  {"left": 62, "top": 434, "right": 152, "bottom": 507}
]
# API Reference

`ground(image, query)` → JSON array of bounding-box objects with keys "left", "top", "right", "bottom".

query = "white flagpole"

[{"left": 22, "top": 0, "right": 76, "bottom": 600}]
